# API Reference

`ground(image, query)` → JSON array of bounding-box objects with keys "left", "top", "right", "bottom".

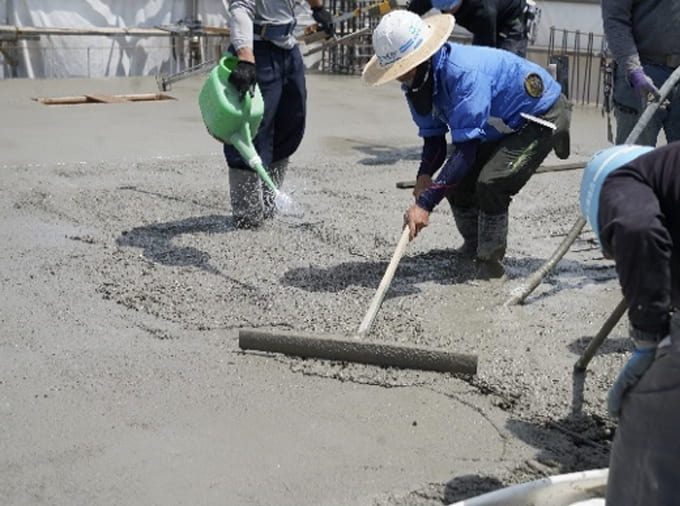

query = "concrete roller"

[
  {"left": 238, "top": 328, "right": 478, "bottom": 376},
  {"left": 239, "top": 228, "right": 478, "bottom": 376}
]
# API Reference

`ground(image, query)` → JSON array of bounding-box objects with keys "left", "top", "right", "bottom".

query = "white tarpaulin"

[
  {"left": 1, "top": 0, "right": 231, "bottom": 78},
  {"left": 1, "top": 0, "right": 605, "bottom": 79}
]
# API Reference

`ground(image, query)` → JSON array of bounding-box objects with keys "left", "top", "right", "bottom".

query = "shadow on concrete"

[
  {"left": 116, "top": 214, "right": 235, "bottom": 274},
  {"left": 506, "top": 414, "right": 611, "bottom": 474},
  {"left": 505, "top": 257, "right": 617, "bottom": 306},
  {"left": 568, "top": 335, "right": 631, "bottom": 359},
  {"left": 280, "top": 248, "right": 480, "bottom": 294},
  {"left": 281, "top": 248, "right": 615, "bottom": 299},
  {"left": 352, "top": 143, "right": 421, "bottom": 166},
  {"left": 442, "top": 474, "right": 505, "bottom": 504}
]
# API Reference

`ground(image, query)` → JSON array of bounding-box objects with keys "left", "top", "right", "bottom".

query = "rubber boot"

[
  {"left": 228, "top": 166, "right": 264, "bottom": 229},
  {"left": 475, "top": 210, "right": 508, "bottom": 279},
  {"left": 450, "top": 205, "right": 479, "bottom": 258},
  {"left": 262, "top": 157, "right": 288, "bottom": 219}
]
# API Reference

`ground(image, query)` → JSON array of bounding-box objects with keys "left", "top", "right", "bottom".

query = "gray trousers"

[{"left": 613, "top": 62, "right": 680, "bottom": 146}]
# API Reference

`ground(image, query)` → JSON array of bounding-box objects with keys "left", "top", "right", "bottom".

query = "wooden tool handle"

[{"left": 356, "top": 226, "right": 410, "bottom": 338}]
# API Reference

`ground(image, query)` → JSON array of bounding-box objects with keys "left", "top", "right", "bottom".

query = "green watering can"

[{"left": 198, "top": 53, "right": 303, "bottom": 217}]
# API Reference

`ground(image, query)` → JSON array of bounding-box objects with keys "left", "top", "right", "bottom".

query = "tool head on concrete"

[{"left": 239, "top": 328, "right": 478, "bottom": 376}]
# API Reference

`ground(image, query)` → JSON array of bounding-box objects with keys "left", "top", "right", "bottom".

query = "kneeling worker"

[
  {"left": 362, "top": 11, "right": 571, "bottom": 277},
  {"left": 579, "top": 141, "right": 680, "bottom": 505}
]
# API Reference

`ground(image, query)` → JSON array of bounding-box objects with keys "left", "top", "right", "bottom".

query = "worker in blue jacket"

[
  {"left": 579, "top": 141, "right": 680, "bottom": 505},
  {"left": 362, "top": 11, "right": 571, "bottom": 278}
]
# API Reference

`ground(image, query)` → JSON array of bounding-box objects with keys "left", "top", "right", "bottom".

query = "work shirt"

[
  {"left": 407, "top": 42, "right": 561, "bottom": 142},
  {"left": 229, "top": 0, "right": 298, "bottom": 50},
  {"left": 602, "top": 0, "right": 680, "bottom": 73},
  {"left": 406, "top": 42, "right": 562, "bottom": 211}
]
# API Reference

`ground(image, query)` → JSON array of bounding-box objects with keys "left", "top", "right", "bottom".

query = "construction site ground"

[{"left": 1, "top": 71, "right": 628, "bottom": 505}]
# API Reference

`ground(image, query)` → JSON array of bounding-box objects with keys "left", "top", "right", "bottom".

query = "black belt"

[
  {"left": 253, "top": 21, "right": 296, "bottom": 39},
  {"left": 640, "top": 53, "right": 680, "bottom": 69}
]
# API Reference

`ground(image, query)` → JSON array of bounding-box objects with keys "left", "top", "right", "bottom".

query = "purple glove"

[{"left": 628, "top": 69, "right": 661, "bottom": 102}]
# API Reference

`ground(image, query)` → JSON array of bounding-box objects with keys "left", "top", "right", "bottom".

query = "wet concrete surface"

[{"left": 0, "top": 71, "right": 625, "bottom": 505}]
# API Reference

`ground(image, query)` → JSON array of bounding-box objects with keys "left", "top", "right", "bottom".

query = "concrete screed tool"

[
  {"left": 239, "top": 227, "right": 478, "bottom": 375},
  {"left": 198, "top": 52, "right": 303, "bottom": 218}
]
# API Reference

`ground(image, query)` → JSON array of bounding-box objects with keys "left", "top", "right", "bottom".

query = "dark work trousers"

[
  {"left": 447, "top": 94, "right": 570, "bottom": 215},
  {"left": 598, "top": 172, "right": 680, "bottom": 336},
  {"left": 492, "top": 18, "right": 528, "bottom": 57},
  {"left": 612, "top": 61, "right": 680, "bottom": 146},
  {"left": 496, "top": 31, "right": 528, "bottom": 58},
  {"left": 606, "top": 335, "right": 680, "bottom": 505},
  {"left": 224, "top": 40, "right": 307, "bottom": 171}
]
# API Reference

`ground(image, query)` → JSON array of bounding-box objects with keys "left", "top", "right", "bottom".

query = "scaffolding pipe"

[{"left": 0, "top": 24, "right": 228, "bottom": 39}]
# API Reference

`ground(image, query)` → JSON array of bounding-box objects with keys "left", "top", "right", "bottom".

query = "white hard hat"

[{"left": 362, "top": 11, "right": 455, "bottom": 86}]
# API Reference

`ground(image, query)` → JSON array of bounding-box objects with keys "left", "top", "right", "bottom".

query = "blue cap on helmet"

[
  {"left": 432, "top": 0, "right": 462, "bottom": 11},
  {"left": 579, "top": 144, "right": 653, "bottom": 241}
]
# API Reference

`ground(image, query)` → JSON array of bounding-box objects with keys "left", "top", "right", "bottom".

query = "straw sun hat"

[{"left": 362, "top": 11, "right": 455, "bottom": 87}]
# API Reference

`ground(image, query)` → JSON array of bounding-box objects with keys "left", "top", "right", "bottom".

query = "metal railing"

[{"left": 543, "top": 26, "right": 609, "bottom": 107}]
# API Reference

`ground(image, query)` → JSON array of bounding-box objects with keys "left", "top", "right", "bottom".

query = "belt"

[
  {"left": 253, "top": 21, "right": 296, "bottom": 39},
  {"left": 640, "top": 53, "right": 680, "bottom": 69}
]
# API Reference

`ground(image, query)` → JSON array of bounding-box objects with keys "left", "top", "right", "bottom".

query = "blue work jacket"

[{"left": 405, "top": 42, "right": 562, "bottom": 142}]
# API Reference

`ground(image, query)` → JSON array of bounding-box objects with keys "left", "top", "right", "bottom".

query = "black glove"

[
  {"left": 311, "top": 5, "right": 335, "bottom": 37},
  {"left": 406, "top": 0, "right": 433, "bottom": 15},
  {"left": 228, "top": 60, "right": 257, "bottom": 101}
]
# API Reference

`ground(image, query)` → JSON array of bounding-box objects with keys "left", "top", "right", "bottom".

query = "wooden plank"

[
  {"left": 84, "top": 94, "right": 130, "bottom": 103},
  {"left": 34, "top": 96, "right": 87, "bottom": 105},
  {"left": 395, "top": 161, "right": 588, "bottom": 189},
  {"left": 117, "top": 93, "right": 175, "bottom": 102}
]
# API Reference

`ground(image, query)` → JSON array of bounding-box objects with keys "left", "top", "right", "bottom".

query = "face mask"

[{"left": 406, "top": 59, "right": 434, "bottom": 115}]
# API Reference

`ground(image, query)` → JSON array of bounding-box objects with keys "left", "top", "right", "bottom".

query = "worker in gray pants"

[{"left": 602, "top": 0, "right": 680, "bottom": 146}]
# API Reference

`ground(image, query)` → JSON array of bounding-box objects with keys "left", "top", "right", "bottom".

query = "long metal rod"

[
  {"left": 156, "top": 27, "right": 371, "bottom": 91},
  {"left": 506, "top": 64, "right": 680, "bottom": 308},
  {"left": 395, "top": 161, "right": 587, "bottom": 189},
  {"left": 504, "top": 216, "right": 586, "bottom": 307},
  {"left": 0, "top": 24, "right": 228, "bottom": 38},
  {"left": 574, "top": 298, "right": 627, "bottom": 371}
]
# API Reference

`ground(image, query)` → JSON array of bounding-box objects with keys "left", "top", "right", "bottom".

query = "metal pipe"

[
  {"left": 574, "top": 298, "right": 627, "bottom": 371},
  {"left": 0, "top": 24, "right": 227, "bottom": 38},
  {"left": 506, "top": 65, "right": 680, "bottom": 308}
]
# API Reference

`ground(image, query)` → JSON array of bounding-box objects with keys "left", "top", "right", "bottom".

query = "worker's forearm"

[
  {"left": 235, "top": 47, "right": 255, "bottom": 63},
  {"left": 416, "top": 141, "right": 477, "bottom": 211}
]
